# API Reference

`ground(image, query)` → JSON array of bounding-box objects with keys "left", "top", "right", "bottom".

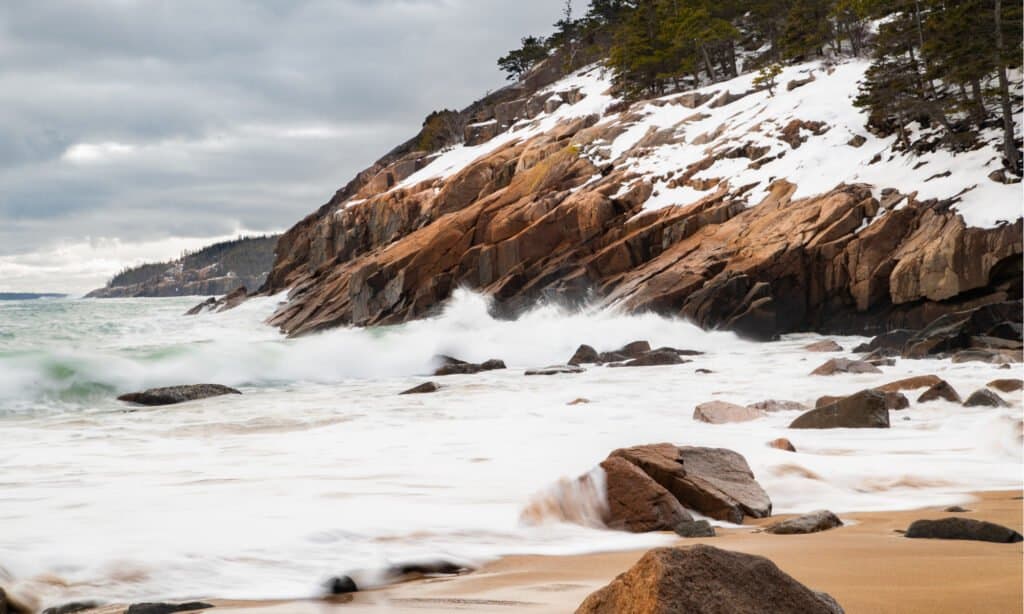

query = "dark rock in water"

[
  {"left": 674, "top": 519, "right": 715, "bottom": 538},
  {"left": 652, "top": 346, "right": 704, "bottom": 356},
  {"left": 903, "top": 302, "right": 1023, "bottom": 359},
  {"left": 951, "top": 348, "right": 1021, "bottom": 364},
  {"left": 567, "top": 397, "right": 590, "bottom": 405},
  {"left": 963, "top": 389, "right": 1008, "bottom": 407},
  {"left": 0, "top": 587, "right": 35, "bottom": 614},
  {"left": 765, "top": 510, "right": 843, "bottom": 534},
  {"left": 877, "top": 375, "right": 942, "bottom": 392},
  {"left": 609, "top": 444, "right": 772, "bottom": 523},
  {"left": 42, "top": 602, "right": 101, "bottom": 614},
  {"left": 599, "top": 456, "right": 694, "bottom": 533},
  {"left": 184, "top": 297, "right": 217, "bottom": 316},
  {"left": 117, "top": 384, "right": 241, "bottom": 406},
  {"left": 988, "top": 378, "right": 1023, "bottom": 393},
  {"left": 695, "top": 368, "right": 714, "bottom": 374},
  {"left": 905, "top": 517, "right": 1022, "bottom": 543},
  {"left": 867, "top": 358, "right": 897, "bottom": 367},
  {"left": 944, "top": 505, "right": 970, "bottom": 513},
  {"left": 597, "top": 351, "right": 628, "bottom": 363},
  {"left": 854, "top": 329, "right": 916, "bottom": 354},
  {"left": 917, "top": 381, "right": 961, "bottom": 404},
  {"left": 126, "top": 603, "right": 214, "bottom": 614},
  {"left": 768, "top": 438, "right": 797, "bottom": 452},
  {"left": 803, "top": 340, "right": 843, "bottom": 352},
  {"left": 618, "top": 340, "right": 651, "bottom": 358},
  {"left": 434, "top": 358, "right": 506, "bottom": 376},
  {"left": 816, "top": 390, "right": 907, "bottom": 411},
  {"left": 386, "top": 560, "right": 471, "bottom": 577},
  {"left": 327, "top": 575, "right": 358, "bottom": 594},
  {"left": 434, "top": 354, "right": 467, "bottom": 366},
  {"left": 575, "top": 545, "right": 844, "bottom": 614},
  {"left": 611, "top": 350, "right": 686, "bottom": 367},
  {"left": 184, "top": 287, "right": 249, "bottom": 316},
  {"left": 790, "top": 390, "right": 890, "bottom": 429},
  {"left": 525, "top": 365, "right": 585, "bottom": 376},
  {"left": 810, "top": 358, "right": 882, "bottom": 376},
  {"left": 568, "top": 344, "right": 599, "bottom": 365},
  {"left": 863, "top": 347, "right": 900, "bottom": 361},
  {"left": 400, "top": 381, "right": 440, "bottom": 395}
]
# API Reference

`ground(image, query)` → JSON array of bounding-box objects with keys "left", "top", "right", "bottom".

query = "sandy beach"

[{"left": 79, "top": 489, "right": 1022, "bottom": 614}]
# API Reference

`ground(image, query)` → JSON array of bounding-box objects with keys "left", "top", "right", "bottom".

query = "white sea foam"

[{"left": 0, "top": 292, "right": 1020, "bottom": 608}]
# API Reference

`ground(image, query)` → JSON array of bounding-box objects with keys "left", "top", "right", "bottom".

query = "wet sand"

[{"left": 85, "top": 489, "right": 1022, "bottom": 614}]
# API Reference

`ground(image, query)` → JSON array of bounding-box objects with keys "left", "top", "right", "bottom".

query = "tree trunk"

[
  {"left": 993, "top": 0, "right": 1020, "bottom": 173},
  {"left": 700, "top": 43, "right": 716, "bottom": 82}
]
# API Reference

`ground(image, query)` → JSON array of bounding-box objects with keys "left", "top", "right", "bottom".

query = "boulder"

[
  {"left": 327, "top": 575, "right": 359, "bottom": 594},
  {"left": 963, "top": 389, "right": 1008, "bottom": 407},
  {"left": 876, "top": 375, "right": 943, "bottom": 392},
  {"left": 816, "top": 390, "right": 907, "bottom": 411},
  {"left": 693, "top": 401, "right": 765, "bottom": 424},
  {"left": 400, "top": 381, "right": 440, "bottom": 395},
  {"left": 944, "top": 505, "right": 971, "bottom": 513},
  {"left": 988, "top": 378, "right": 1023, "bottom": 393},
  {"left": 184, "top": 297, "right": 217, "bottom": 316},
  {"left": 790, "top": 389, "right": 890, "bottom": 429},
  {"left": 952, "top": 349, "right": 1021, "bottom": 364},
  {"left": 810, "top": 358, "right": 882, "bottom": 376},
  {"left": 610, "top": 444, "right": 772, "bottom": 523},
  {"left": 42, "top": 602, "right": 101, "bottom": 614},
  {"left": 674, "top": 520, "right": 716, "bottom": 537},
  {"left": 117, "top": 384, "right": 241, "bottom": 406},
  {"left": 903, "top": 302, "right": 1024, "bottom": 359},
  {"left": 803, "top": 340, "right": 843, "bottom": 352},
  {"left": 612, "top": 350, "right": 686, "bottom": 367},
  {"left": 434, "top": 358, "right": 506, "bottom": 376},
  {"left": 126, "top": 604, "right": 214, "bottom": 614},
  {"left": 525, "top": 365, "right": 585, "bottom": 375},
  {"left": 853, "top": 329, "right": 916, "bottom": 354},
  {"left": 575, "top": 545, "right": 844, "bottom": 614},
  {"left": 905, "top": 517, "right": 1022, "bottom": 543},
  {"left": 600, "top": 456, "right": 695, "bottom": 533},
  {"left": 768, "top": 438, "right": 797, "bottom": 452},
  {"left": 618, "top": 340, "right": 652, "bottom": 358},
  {"left": 749, "top": 400, "right": 807, "bottom": 412},
  {"left": 765, "top": 510, "right": 843, "bottom": 535},
  {"left": 568, "top": 344, "right": 600, "bottom": 365},
  {"left": 917, "top": 381, "right": 961, "bottom": 403}
]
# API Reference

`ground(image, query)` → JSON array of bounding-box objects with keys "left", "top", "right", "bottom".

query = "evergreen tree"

[{"left": 497, "top": 36, "right": 549, "bottom": 81}]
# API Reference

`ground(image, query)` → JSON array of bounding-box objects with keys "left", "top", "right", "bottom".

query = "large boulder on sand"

[
  {"left": 610, "top": 444, "right": 771, "bottom": 523},
  {"left": 790, "top": 389, "right": 889, "bottom": 429},
  {"left": 117, "top": 384, "right": 241, "bottom": 406},
  {"left": 599, "top": 457, "right": 694, "bottom": 533},
  {"left": 693, "top": 401, "right": 765, "bottom": 424},
  {"left": 575, "top": 545, "right": 844, "bottom": 614},
  {"left": 905, "top": 517, "right": 1022, "bottom": 543}
]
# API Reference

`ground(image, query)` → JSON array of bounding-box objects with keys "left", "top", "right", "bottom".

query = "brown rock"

[
  {"left": 434, "top": 359, "right": 506, "bottom": 376},
  {"left": 803, "top": 340, "right": 843, "bottom": 352},
  {"left": 567, "top": 397, "right": 591, "bottom": 405},
  {"left": 963, "top": 389, "right": 1009, "bottom": 407},
  {"left": 693, "top": 401, "right": 765, "bottom": 424},
  {"left": 575, "top": 545, "right": 844, "bottom": 614},
  {"left": 118, "top": 384, "right": 241, "bottom": 406},
  {"left": 988, "top": 378, "right": 1023, "bottom": 393},
  {"left": 612, "top": 350, "right": 686, "bottom": 367},
  {"left": 790, "top": 389, "right": 890, "bottom": 429},
  {"left": 810, "top": 358, "right": 882, "bottom": 376},
  {"left": 765, "top": 510, "right": 843, "bottom": 534},
  {"left": 768, "top": 438, "right": 797, "bottom": 452},
  {"left": 400, "top": 382, "right": 440, "bottom": 395},
  {"left": 568, "top": 344, "right": 599, "bottom": 365},
  {"left": 599, "top": 457, "right": 694, "bottom": 533},
  {"left": 817, "top": 390, "right": 907, "bottom": 410},
  {"left": 876, "top": 375, "right": 943, "bottom": 392},
  {"left": 917, "top": 381, "right": 961, "bottom": 403},
  {"left": 618, "top": 340, "right": 652, "bottom": 358}
]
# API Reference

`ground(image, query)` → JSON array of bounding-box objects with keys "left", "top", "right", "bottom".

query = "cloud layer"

[{"left": 0, "top": 0, "right": 558, "bottom": 293}]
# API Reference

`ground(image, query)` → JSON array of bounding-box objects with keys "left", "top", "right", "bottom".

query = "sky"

[{"left": 0, "top": 0, "right": 560, "bottom": 294}]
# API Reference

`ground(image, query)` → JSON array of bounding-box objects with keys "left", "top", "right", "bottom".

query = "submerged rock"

[
  {"left": 433, "top": 358, "right": 506, "bottom": 376},
  {"left": 790, "top": 389, "right": 890, "bottom": 429},
  {"left": 876, "top": 375, "right": 943, "bottom": 392},
  {"left": 803, "top": 340, "right": 843, "bottom": 352},
  {"left": 117, "top": 384, "right": 241, "bottom": 406},
  {"left": 575, "top": 545, "right": 844, "bottom": 614},
  {"left": 126, "top": 603, "right": 214, "bottom": 614},
  {"left": 963, "top": 389, "right": 1008, "bottom": 407},
  {"left": 917, "top": 380, "right": 962, "bottom": 403},
  {"left": 768, "top": 438, "right": 797, "bottom": 452},
  {"left": 399, "top": 381, "right": 440, "bottom": 395},
  {"left": 765, "top": 510, "right": 843, "bottom": 535},
  {"left": 42, "top": 603, "right": 101, "bottom": 614},
  {"left": 693, "top": 401, "right": 764, "bottom": 424},
  {"left": 525, "top": 365, "right": 585, "bottom": 375},
  {"left": 905, "top": 518, "right": 1022, "bottom": 543},
  {"left": 327, "top": 575, "right": 358, "bottom": 594},
  {"left": 988, "top": 378, "right": 1023, "bottom": 393},
  {"left": 810, "top": 358, "right": 882, "bottom": 376},
  {"left": 610, "top": 349, "right": 686, "bottom": 367},
  {"left": 749, "top": 399, "right": 807, "bottom": 412}
]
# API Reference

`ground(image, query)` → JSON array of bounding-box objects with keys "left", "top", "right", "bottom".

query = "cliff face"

[
  {"left": 263, "top": 60, "right": 1022, "bottom": 339},
  {"left": 88, "top": 235, "right": 279, "bottom": 299}
]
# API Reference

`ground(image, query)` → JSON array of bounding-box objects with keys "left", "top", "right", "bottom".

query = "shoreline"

[{"left": 83, "top": 489, "right": 1022, "bottom": 614}]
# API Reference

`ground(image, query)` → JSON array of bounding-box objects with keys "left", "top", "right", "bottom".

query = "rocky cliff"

[
  {"left": 262, "top": 60, "right": 1021, "bottom": 340},
  {"left": 88, "top": 235, "right": 279, "bottom": 298}
]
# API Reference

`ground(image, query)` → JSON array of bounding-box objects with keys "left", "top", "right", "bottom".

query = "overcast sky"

[{"left": 0, "top": 0, "right": 559, "bottom": 294}]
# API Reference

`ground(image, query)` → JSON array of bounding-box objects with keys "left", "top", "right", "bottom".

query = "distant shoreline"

[{"left": 0, "top": 292, "right": 67, "bottom": 301}]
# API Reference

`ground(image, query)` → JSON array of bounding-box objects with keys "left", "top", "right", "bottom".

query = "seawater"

[{"left": 1, "top": 290, "right": 1020, "bottom": 607}]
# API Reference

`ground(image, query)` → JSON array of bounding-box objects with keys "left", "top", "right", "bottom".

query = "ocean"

[{"left": 1, "top": 291, "right": 1020, "bottom": 608}]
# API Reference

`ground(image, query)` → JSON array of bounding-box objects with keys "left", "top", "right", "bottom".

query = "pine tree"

[{"left": 497, "top": 36, "right": 549, "bottom": 81}]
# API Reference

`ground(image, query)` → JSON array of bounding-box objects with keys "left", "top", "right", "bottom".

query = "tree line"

[{"left": 498, "top": 0, "right": 1021, "bottom": 174}]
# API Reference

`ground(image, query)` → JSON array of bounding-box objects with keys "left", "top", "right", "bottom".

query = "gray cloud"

[{"left": 0, "top": 0, "right": 560, "bottom": 291}]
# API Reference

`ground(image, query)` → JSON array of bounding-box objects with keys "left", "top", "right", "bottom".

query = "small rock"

[
  {"left": 567, "top": 397, "right": 591, "bottom": 405},
  {"left": 905, "top": 517, "right": 1022, "bottom": 543},
  {"left": 126, "top": 603, "right": 214, "bottom": 614},
  {"left": 568, "top": 344, "right": 599, "bottom": 365},
  {"left": 618, "top": 340, "right": 652, "bottom": 358},
  {"left": 863, "top": 347, "right": 900, "bottom": 361},
  {"left": 963, "top": 389, "right": 1008, "bottom": 407},
  {"left": 790, "top": 389, "right": 890, "bottom": 429},
  {"left": 944, "top": 505, "right": 970, "bottom": 513},
  {"left": 118, "top": 384, "right": 241, "bottom": 406},
  {"left": 803, "top": 340, "right": 842, "bottom": 352},
  {"left": 674, "top": 520, "right": 716, "bottom": 538},
  {"left": 399, "top": 381, "right": 440, "bottom": 395},
  {"left": 810, "top": 358, "right": 882, "bottom": 376},
  {"left": 42, "top": 603, "right": 101, "bottom": 614},
  {"left": 917, "top": 381, "right": 961, "bottom": 403},
  {"left": 749, "top": 400, "right": 807, "bottom": 412},
  {"left": 876, "top": 375, "right": 943, "bottom": 392},
  {"left": 768, "top": 438, "right": 796, "bottom": 452},
  {"left": 525, "top": 365, "right": 585, "bottom": 376},
  {"left": 612, "top": 350, "right": 686, "bottom": 367},
  {"left": 693, "top": 401, "right": 765, "bottom": 424},
  {"left": 434, "top": 358, "right": 506, "bottom": 376},
  {"left": 327, "top": 575, "right": 358, "bottom": 594},
  {"left": 184, "top": 297, "right": 217, "bottom": 316},
  {"left": 765, "top": 510, "right": 843, "bottom": 535},
  {"left": 695, "top": 368, "right": 714, "bottom": 374},
  {"left": 988, "top": 378, "right": 1023, "bottom": 393}
]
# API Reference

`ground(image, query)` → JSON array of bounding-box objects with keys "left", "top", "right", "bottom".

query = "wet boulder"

[
  {"left": 600, "top": 456, "right": 695, "bottom": 533},
  {"left": 117, "top": 384, "right": 241, "bottom": 406},
  {"left": 816, "top": 390, "right": 907, "bottom": 411},
  {"left": 42, "top": 602, "right": 101, "bottom": 614},
  {"left": 749, "top": 400, "right": 807, "bottom": 412},
  {"left": 765, "top": 510, "right": 843, "bottom": 535},
  {"left": 433, "top": 358, "right": 506, "bottom": 376},
  {"left": 988, "top": 378, "right": 1023, "bottom": 393},
  {"left": 399, "top": 381, "right": 440, "bottom": 395},
  {"left": 876, "top": 375, "right": 943, "bottom": 392},
  {"left": 810, "top": 358, "right": 882, "bottom": 376},
  {"left": 790, "top": 390, "right": 890, "bottom": 429},
  {"left": 575, "top": 545, "right": 844, "bottom": 614},
  {"left": 126, "top": 604, "right": 214, "bottom": 614},
  {"left": 917, "top": 380, "right": 961, "bottom": 403},
  {"left": 618, "top": 340, "right": 652, "bottom": 358},
  {"left": 612, "top": 350, "right": 687, "bottom": 367},
  {"left": 768, "top": 438, "right": 797, "bottom": 452},
  {"left": 568, "top": 344, "right": 599, "bottom": 365},
  {"left": 905, "top": 517, "right": 1022, "bottom": 543},
  {"left": 0, "top": 587, "right": 35, "bottom": 614},
  {"left": 803, "top": 340, "right": 843, "bottom": 352},
  {"left": 963, "top": 389, "right": 1008, "bottom": 407},
  {"left": 693, "top": 401, "right": 765, "bottom": 424}
]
